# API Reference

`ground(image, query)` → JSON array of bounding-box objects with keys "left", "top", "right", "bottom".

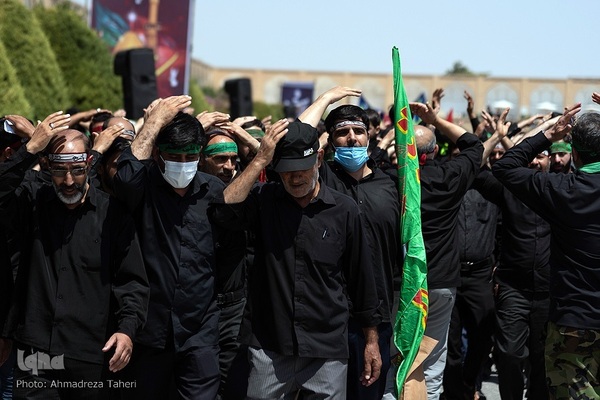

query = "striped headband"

[
  {"left": 48, "top": 153, "right": 88, "bottom": 163},
  {"left": 331, "top": 120, "right": 367, "bottom": 132}
]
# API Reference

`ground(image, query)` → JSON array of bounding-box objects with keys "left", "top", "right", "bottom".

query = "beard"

[{"left": 53, "top": 178, "right": 87, "bottom": 205}]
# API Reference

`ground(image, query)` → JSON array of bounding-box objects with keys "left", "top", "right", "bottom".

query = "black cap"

[{"left": 272, "top": 121, "right": 319, "bottom": 172}]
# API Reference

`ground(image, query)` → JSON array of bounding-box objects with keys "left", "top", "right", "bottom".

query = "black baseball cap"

[{"left": 272, "top": 121, "right": 319, "bottom": 172}]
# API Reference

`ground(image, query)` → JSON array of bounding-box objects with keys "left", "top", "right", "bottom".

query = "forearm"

[
  {"left": 223, "top": 159, "right": 264, "bottom": 203},
  {"left": 298, "top": 95, "right": 330, "bottom": 127},
  {"left": 130, "top": 118, "right": 162, "bottom": 159},
  {"left": 362, "top": 326, "right": 379, "bottom": 345},
  {"left": 432, "top": 116, "right": 468, "bottom": 144}
]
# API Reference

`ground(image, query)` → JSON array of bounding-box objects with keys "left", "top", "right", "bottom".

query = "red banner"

[{"left": 91, "top": 0, "right": 193, "bottom": 97}]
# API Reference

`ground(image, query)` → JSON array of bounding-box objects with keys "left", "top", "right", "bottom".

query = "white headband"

[
  {"left": 331, "top": 120, "right": 367, "bottom": 132},
  {"left": 48, "top": 153, "right": 88, "bottom": 163}
]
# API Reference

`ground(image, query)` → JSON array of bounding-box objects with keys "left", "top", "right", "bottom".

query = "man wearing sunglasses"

[{"left": 0, "top": 112, "right": 149, "bottom": 399}]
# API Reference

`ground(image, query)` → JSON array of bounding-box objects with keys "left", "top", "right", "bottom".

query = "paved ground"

[{"left": 480, "top": 364, "right": 501, "bottom": 400}]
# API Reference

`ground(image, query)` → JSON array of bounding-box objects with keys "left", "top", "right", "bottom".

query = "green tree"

[
  {"left": 0, "top": 38, "right": 33, "bottom": 117},
  {"left": 0, "top": 0, "right": 69, "bottom": 119},
  {"left": 253, "top": 101, "right": 284, "bottom": 121},
  {"left": 445, "top": 61, "right": 474, "bottom": 76},
  {"left": 189, "top": 80, "right": 214, "bottom": 114},
  {"left": 34, "top": 3, "right": 122, "bottom": 112}
]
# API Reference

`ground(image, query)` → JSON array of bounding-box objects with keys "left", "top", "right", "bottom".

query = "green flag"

[{"left": 391, "top": 46, "right": 429, "bottom": 396}]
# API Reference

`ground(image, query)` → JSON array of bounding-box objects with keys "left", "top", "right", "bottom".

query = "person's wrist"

[{"left": 25, "top": 141, "right": 42, "bottom": 155}]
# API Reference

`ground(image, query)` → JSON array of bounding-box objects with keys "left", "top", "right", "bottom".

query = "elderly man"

[
  {"left": 0, "top": 113, "right": 149, "bottom": 399},
  {"left": 298, "top": 86, "right": 400, "bottom": 400},
  {"left": 492, "top": 102, "right": 600, "bottom": 399},
  {"left": 209, "top": 119, "right": 382, "bottom": 398}
]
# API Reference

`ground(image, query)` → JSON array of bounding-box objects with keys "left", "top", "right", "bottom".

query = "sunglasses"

[{"left": 48, "top": 166, "right": 88, "bottom": 177}]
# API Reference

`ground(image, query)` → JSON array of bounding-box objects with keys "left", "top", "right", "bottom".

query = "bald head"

[
  {"left": 47, "top": 129, "right": 90, "bottom": 155},
  {"left": 415, "top": 125, "right": 436, "bottom": 155},
  {"left": 105, "top": 117, "right": 135, "bottom": 138}
]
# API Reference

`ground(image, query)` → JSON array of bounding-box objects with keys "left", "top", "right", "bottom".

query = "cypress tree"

[
  {"left": 0, "top": 38, "right": 33, "bottom": 117},
  {"left": 34, "top": 3, "right": 122, "bottom": 112},
  {"left": 0, "top": 0, "right": 69, "bottom": 120},
  {"left": 189, "top": 80, "right": 214, "bottom": 114}
]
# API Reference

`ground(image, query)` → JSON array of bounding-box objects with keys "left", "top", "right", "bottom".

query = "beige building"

[{"left": 191, "top": 59, "right": 600, "bottom": 119}]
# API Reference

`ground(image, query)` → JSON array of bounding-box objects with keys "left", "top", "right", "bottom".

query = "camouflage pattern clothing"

[{"left": 545, "top": 321, "right": 600, "bottom": 400}]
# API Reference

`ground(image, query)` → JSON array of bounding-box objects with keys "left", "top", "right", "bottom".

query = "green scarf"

[{"left": 579, "top": 161, "right": 600, "bottom": 174}]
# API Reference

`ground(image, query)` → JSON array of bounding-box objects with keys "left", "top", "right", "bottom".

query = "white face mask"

[{"left": 160, "top": 156, "right": 199, "bottom": 189}]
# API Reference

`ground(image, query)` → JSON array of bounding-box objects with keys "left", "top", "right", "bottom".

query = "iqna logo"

[{"left": 17, "top": 350, "right": 65, "bottom": 375}]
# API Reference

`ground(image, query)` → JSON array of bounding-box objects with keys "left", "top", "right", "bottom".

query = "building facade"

[{"left": 191, "top": 59, "right": 600, "bottom": 118}]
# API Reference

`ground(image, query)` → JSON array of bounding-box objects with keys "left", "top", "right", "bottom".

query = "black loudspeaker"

[
  {"left": 114, "top": 48, "right": 158, "bottom": 120},
  {"left": 224, "top": 78, "right": 252, "bottom": 119}
]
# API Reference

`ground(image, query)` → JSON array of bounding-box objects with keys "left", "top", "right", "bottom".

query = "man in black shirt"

[
  {"left": 477, "top": 161, "right": 551, "bottom": 400},
  {"left": 210, "top": 119, "right": 382, "bottom": 398},
  {"left": 298, "top": 86, "right": 400, "bottom": 400},
  {"left": 492, "top": 102, "right": 600, "bottom": 399},
  {"left": 410, "top": 102, "right": 483, "bottom": 399},
  {"left": 199, "top": 127, "right": 248, "bottom": 399},
  {"left": 114, "top": 96, "right": 226, "bottom": 400},
  {"left": 0, "top": 117, "right": 149, "bottom": 399}
]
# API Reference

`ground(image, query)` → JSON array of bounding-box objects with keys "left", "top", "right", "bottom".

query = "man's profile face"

[
  {"left": 529, "top": 153, "right": 550, "bottom": 172},
  {"left": 331, "top": 121, "right": 369, "bottom": 148},
  {"left": 550, "top": 152, "right": 571, "bottom": 173},
  {"left": 98, "top": 151, "right": 122, "bottom": 195}
]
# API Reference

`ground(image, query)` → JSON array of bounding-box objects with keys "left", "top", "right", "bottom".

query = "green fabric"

[
  {"left": 550, "top": 142, "right": 572, "bottom": 154},
  {"left": 202, "top": 142, "right": 238, "bottom": 156},
  {"left": 157, "top": 143, "right": 201, "bottom": 154},
  {"left": 392, "top": 47, "right": 428, "bottom": 397},
  {"left": 579, "top": 161, "right": 600, "bottom": 174},
  {"left": 246, "top": 128, "right": 265, "bottom": 138}
]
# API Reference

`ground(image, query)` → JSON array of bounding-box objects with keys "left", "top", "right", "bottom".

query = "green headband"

[
  {"left": 157, "top": 143, "right": 202, "bottom": 154},
  {"left": 202, "top": 142, "right": 238, "bottom": 156},
  {"left": 550, "top": 142, "right": 572, "bottom": 154},
  {"left": 246, "top": 129, "right": 265, "bottom": 138}
]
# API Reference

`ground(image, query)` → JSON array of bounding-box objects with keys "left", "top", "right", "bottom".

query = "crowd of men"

[{"left": 1, "top": 86, "right": 600, "bottom": 400}]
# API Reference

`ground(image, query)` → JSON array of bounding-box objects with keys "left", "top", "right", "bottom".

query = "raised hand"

[
  {"left": 544, "top": 103, "right": 581, "bottom": 142},
  {"left": 26, "top": 111, "right": 71, "bottom": 154}
]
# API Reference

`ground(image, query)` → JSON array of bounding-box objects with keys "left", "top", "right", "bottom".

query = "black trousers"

[
  {"left": 494, "top": 284, "right": 549, "bottom": 400},
  {"left": 442, "top": 265, "right": 495, "bottom": 400},
  {"left": 217, "top": 296, "right": 246, "bottom": 399},
  {"left": 119, "top": 342, "right": 219, "bottom": 400},
  {"left": 346, "top": 319, "right": 392, "bottom": 400}
]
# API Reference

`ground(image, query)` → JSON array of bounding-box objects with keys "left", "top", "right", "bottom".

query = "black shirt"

[
  {"left": 420, "top": 133, "right": 483, "bottom": 289},
  {"left": 114, "top": 147, "right": 225, "bottom": 351},
  {"left": 320, "top": 159, "right": 400, "bottom": 321},
  {"left": 457, "top": 188, "right": 498, "bottom": 263},
  {"left": 475, "top": 169, "right": 550, "bottom": 292},
  {"left": 0, "top": 147, "right": 149, "bottom": 364},
  {"left": 209, "top": 182, "right": 381, "bottom": 359},
  {"left": 493, "top": 132, "right": 600, "bottom": 329}
]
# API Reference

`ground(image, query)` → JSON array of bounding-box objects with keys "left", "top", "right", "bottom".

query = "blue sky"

[{"left": 80, "top": 0, "right": 600, "bottom": 79}]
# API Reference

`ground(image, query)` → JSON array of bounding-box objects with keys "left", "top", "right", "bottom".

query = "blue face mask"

[{"left": 334, "top": 146, "right": 369, "bottom": 172}]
